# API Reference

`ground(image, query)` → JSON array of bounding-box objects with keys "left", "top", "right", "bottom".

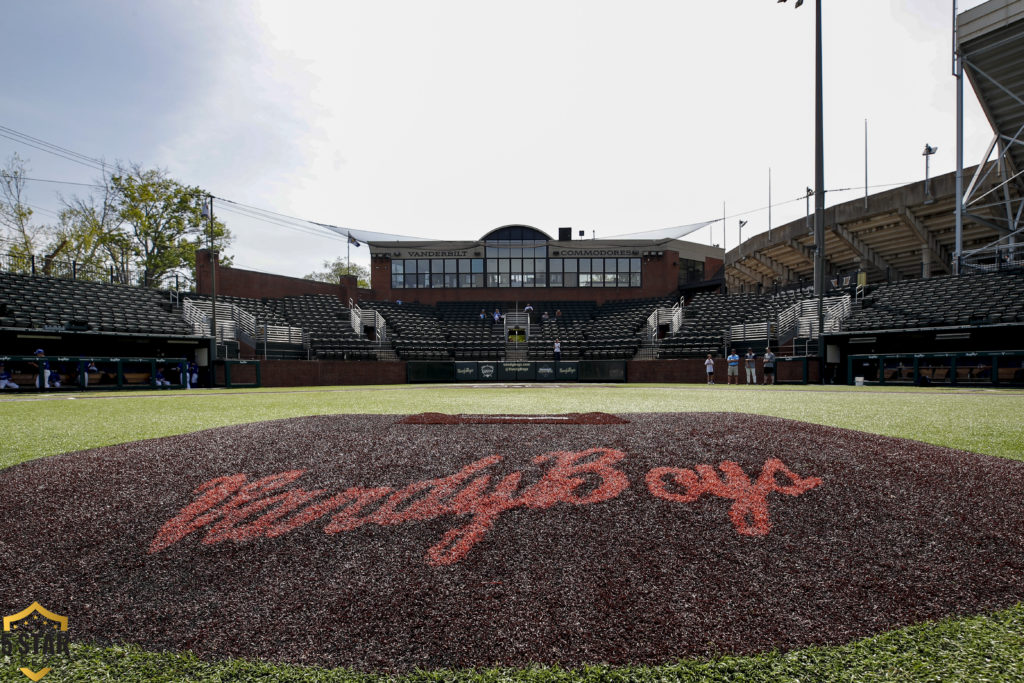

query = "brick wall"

[{"left": 260, "top": 360, "right": 406, "bottom": 387}]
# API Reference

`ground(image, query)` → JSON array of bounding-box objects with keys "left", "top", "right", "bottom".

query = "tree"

[
  {"left": 51, "top": 171, "right": 128, "bottom": 282},
  {"left": 305, "top": 257, "right": 370, "bottom": 288},
  {"left": 0, "top": 153, "right": 49, "bottom": 271},
  {"left": 109, "top": 164, "right": 231, "bottom": 287}
]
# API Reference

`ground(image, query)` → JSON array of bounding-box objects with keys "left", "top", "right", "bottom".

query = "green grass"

[{"left": 2, "top": 383, "right": 1023, "bottom": 681}]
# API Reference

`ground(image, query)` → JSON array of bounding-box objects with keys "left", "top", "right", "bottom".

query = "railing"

[
  {"left": 777, "top": 295, "right": 851, "bottom": 343},
  {"left": 0, "top": 249, "right": 195, "bottom": 290},
  {"left": 504, "top": 312, "right": 531, "bottom": 340},
  {"left": 350, "top": 299, "right": 388, "bottom": 343},
  {"left": 726, "top": 322, "right": 774, "bottom": 346}
]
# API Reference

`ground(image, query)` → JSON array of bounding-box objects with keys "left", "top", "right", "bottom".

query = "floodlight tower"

[{"left": 779, "top": 0, "right": 826, "bottom": 379}]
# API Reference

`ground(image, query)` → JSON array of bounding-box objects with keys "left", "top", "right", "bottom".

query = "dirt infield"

[{"left": 1, "top": 412, "right": 1023, "bottom": 672}]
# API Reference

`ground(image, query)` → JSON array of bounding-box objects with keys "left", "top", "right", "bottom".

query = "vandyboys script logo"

[
  {"left": 149, "top": 448, "right": 823, "bottom": 566},
  {"left": 2, "top": 603, "right": 70, "bottom": 681}
]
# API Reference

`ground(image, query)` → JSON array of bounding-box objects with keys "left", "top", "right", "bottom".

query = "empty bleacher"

[
  {"left": 0, "top": 271, "right": 194, "bottom": 336},
  {"left": 266, "top": 295, "right": 378, "bottom": 360},
  {"left": 843, "top": 271, "right": 1024, "bottom": 331}
]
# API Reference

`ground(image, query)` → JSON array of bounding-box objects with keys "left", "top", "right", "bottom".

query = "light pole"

[
  {"left": 201, "top": 195, "right": 217, "bottom": 365},
  {"left": 780, "top": 0, "right": 825, "bottom": 380},
  {"left": 922, "top": 144, "right": 938, "bottom": 203}
]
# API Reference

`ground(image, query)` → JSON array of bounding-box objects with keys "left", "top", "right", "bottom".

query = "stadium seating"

[
  {"left": 843, "top": 271, "right": 1024, "bottom": 331},
  {"left": 0, "top": 271, "right": 194, "bottom": 336}
]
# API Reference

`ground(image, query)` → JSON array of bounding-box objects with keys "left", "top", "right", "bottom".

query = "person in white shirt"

[{"left": 704, "top": 354, "right": 715, "bottom": 384}]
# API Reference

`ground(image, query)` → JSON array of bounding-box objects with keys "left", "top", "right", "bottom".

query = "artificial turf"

[{"left": 2, "top": 384, "right": 1023, "bottom": 681}]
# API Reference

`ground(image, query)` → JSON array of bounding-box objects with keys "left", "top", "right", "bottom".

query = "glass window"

[
  {"left": 616, "top": 272, "right": 628, "bottom": 287},
  {"left": 579, "top": 258, "right": 590, "bottom": 273},
  {"left": 579, "top": 273, "right": 591, "bottom": 287},
  {"left": 487, "top": 273, "right": 500, "bottom": 287},
  {"left": 523, "top": 273, "right": 536, "bottom": 287},
  {"left": 472, "top": 259, "right": 484, "bottom": 273},
  {"left": 487, "top": 258, "right": 498, "bottom": 274},
  {"left": 459, "top": 273, "right": 472, "bottom": 288},
  {"left": 405, "top": 274, "right": 418, "bottom": 288},
  {"left": 486, "top": 246, "right": 498, "bottom": 257},
  {"left": 564, "top": 272, "right": 578, "bottom": 287},
  {"left": 550, "top": 272, "right": 563, "bottom": 287},
  {"left": 418, "top": 273, "right": 430, "bottom": 288},
  {"left": 510, "top": 247, "right": 522, "bottom": 257},
  {"left": 499, "top": 273, "right": 510, "bottom": 287},
  {"left": 445, "top": 259, "right": 457, "bottom": 273},
  {"left": 630, "top": 258, "right": 641, "bottom": 272},
  {"left": 606, "top": 258, "right": 617, "bottom": 272},
  {"left": 630, "top": 273, "right": 641, "bottom": 287},
  {"left": 522, "top": 258, "right": 533, "bottom": 272},
  {"left": 618, "top": 258, "right": 629, "bottom": 273},
  {"left": 535, "top": 259, "right": 545, "bottom": 272},
  {"left": 591, "top": 259, "right": 603, "bottom": 273},
  {"left": 405, "top": 259, "right": 417, "bottom": 274},
  {"left": 392, "top": 275, "right": 403, "bottom": 288},
  {"left": 510, "top": 273, "right": 523, "bottom": 287},
  {"left": 511, "top": 258, "right": 522, "bottom": 273},
  {"left": 393, "top": 260, "right": 404, "bottom": 274},
  {"left": 459, "top": 259, "right": 471, "bottom": 273},
  {"left": 471, "top": 274, "right": 484, "bottom": 288},
  {"left": 564, "top": 258, "right": 577, "bottom": 272},
  {"left": 500, "top": 259, "right": 510, "bottom": 272},
  {"left": 418, "top": 259, "right": 429, "bottom": 274},
  {"left": 549, "top": 258, "right": 562, "bottom": 272}
]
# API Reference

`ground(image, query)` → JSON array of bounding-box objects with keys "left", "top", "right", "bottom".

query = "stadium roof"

[
  {"left": 958, "top": 0, "right": 1024, "bottom": 181},
  {"left": 723, "top": 166, "right": 1012, "bottom": 289}
]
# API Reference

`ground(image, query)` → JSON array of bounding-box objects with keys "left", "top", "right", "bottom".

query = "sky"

[{"left": 0, "top": 0, "right": 996, "bottom": 280}]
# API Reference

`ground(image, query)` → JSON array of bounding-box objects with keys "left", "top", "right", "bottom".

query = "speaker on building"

[{"left": 558, "top": 227, "right": 572, "bottom": 241}]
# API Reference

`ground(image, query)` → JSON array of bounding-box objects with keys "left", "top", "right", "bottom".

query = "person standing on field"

[
  {"left": 763, "top": 347, "right": 777, "bottom": 385},
  {"left": 745, "top": 348, "right": 757, "bottom": 385},
  {"left": 726, "top": 349, "right": 740, "bottom": 385},
  {"left": 704, "top": 353, "right": 715, "bottom": 384}
]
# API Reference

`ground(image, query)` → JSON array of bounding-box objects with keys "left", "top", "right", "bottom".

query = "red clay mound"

[{"left": 1, "top": 413, "right": 1023, "bottom": 672}]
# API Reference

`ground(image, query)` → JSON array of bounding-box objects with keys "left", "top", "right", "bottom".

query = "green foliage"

[
  {"left": 0, "top": 153, "right": 47, "bottom": 265},
  {"left": 110, "top": 165, "right": 232, "bottom": 287},
  {"left": 304, "top": 256, "right": 370, "bottom": 287}
]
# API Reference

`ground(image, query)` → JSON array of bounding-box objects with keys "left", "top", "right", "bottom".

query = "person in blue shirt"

[
  {"left": 154, "top": 367, "right": 171, "bottom": 387},
  {"left": 188, "top": 361, "right": 199, "bottom": 389},
  {"left": 0, "top": 364, "right": 18, "bottom": 390},
  {"left": 727, "top": 349, "right": 740, "bottom": 385}
]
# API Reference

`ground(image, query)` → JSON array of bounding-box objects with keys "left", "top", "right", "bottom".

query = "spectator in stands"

[
  {"left": 553, "top": 339, "right": 562, "bottom": 362},
  {"left": 763, "top": 348, "right": 776, "bottom": 385},
  {"left": 493, "top": 309, "right": 502, "bottom": 322},
  {"left": 726, "top": 349, "right": 740, "bottom": 384},
  {"left": 395, "top": 299, "right": 403, "bottom": 305},
  {"left": 704, "top": 354, "right": 715, "bottom": 384},
  {"left": 541, "top": 311, "right": 550, "bottom": 322},
  {"left": 479, "top": 309, "right": 487, "bottom": 320},
  {"left": 524, "top": 303, "right": 534, "bottom": 313},
  {"left": 744, "top": 348, "right": 757, "bottom": 385},
  {"left": 0, "top": 364, "right": 18, "bottom": 390},
  {"left": 555, "top": 309, "right": 562, "bottom": 320},
  {"left": 29, "top": 349, "right": 50, "bottom": 389},
  {"left": 153, "top": 367, "right": 171, "bottom": 387}
]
